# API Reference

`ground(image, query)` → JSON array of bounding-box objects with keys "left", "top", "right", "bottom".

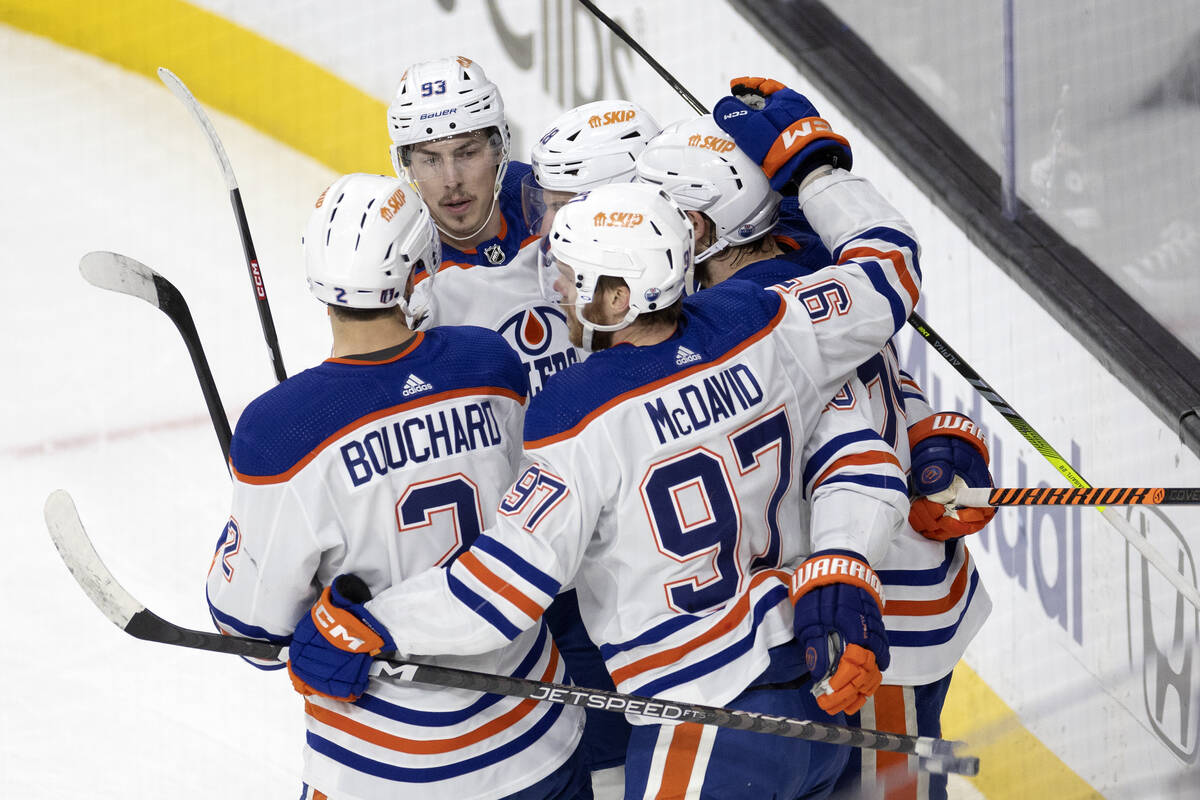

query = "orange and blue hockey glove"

[
  {"left": 287, "top": 574, "right": 395, "bottom": 702},
  {"left": 791, "top": 549, "right": 888, "bottom": 715},
  {"left": 909, "top": 413, "right": 996, "bottom": 541},
  {"left": 713, "top": 76, "right": 852, "bottom": 192}
]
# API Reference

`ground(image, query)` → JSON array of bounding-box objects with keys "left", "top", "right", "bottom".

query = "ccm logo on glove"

[
  {"left": 779, "top": 119, "right": 835, "bottom": 150},
  {"left": 313, "top": 600, "right": 379, "bottom": 653}
]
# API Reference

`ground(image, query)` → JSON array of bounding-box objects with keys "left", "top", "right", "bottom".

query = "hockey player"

[
  {"left": 283, "top": 82, "right": 926, "bottom": 798},
  {"left": 522, "top": 99, "right": 661, "bottom": 236},
  {"left": 387, "top": 56, "right": 581, "bottom": 393},
  {"left": 637, "top": 100, "right": 995, "bottom": 800},
  {"left": 206, "top": 173, "right": 588, "bottom": 800},
  {"left": 522, "top": 98, "right": 661, "bottom": 799}
]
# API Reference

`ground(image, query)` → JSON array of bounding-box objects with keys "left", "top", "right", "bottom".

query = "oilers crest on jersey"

[{"left": 421, "top": 162, "right": 584, "bottom": 394}]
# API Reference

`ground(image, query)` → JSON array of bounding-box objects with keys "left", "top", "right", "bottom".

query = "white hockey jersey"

[
  {"left": 206, "top": 327, "right": 584, "bottom": 800},
  {"left": 416, "top": 162, "right": 584, "bottom": 395},
  {"left": 747, "top": 211, "right": 992, "bottom": 687},
  {"left": 871, "top": 363, "right": 992, "bottom": 685},
  {"left": 368, "top": 171, "right": 923, "bottom": 712}
]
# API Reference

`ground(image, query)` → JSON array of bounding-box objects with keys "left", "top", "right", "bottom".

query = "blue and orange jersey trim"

[
  {"left": 232, "top": 385, "right": 525, "bottom": 485},
  {"left": 607, "top": 568, "right": 790, "bottom": 687},
  {"left": 304, "top": 644, "right": 562, "bottom": 754},
  {"left": 524, "top": 300, "right": 787, "bottom": 449},
  {"left": 325, "top": 333, "right": 424, "bottom": 365}
]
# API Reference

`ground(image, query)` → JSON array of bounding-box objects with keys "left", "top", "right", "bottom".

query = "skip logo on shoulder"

[
  {"left": 675, "top": 346, "right": 702, "bottom": 366},
  {"left": 403, "top": 374, "right": 433, "bottom": 396}
]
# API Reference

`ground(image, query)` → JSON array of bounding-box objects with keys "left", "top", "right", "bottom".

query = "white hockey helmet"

[
  {"left": 523, "top": 100, "right": 661, "bottom": 235},
  {"left": 303, "top": 173, "right": 441, "bottom": 316},
  {"left": 545, "top": 183, "right": 692, "bottom": 349},
  {"left": 387, "top": 57, "right": 511, "bottom": 195},
  {"left": 532, "top": 100, "right": 661, "bottom": 191},
  {"left": 635, "top": 114, "right": 780, "bottom": 263}
]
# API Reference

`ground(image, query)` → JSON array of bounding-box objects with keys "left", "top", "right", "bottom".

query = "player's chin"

[{"left": 440, "top": 208, "right": 484, "bottom": 237}]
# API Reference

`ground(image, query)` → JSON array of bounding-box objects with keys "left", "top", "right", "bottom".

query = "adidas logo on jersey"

[
  {"left": 402, "top": 374, "right": 433, "bottom": 396},
  {"left": 675, "top": 346, "right": 702, "bottom": 366}
]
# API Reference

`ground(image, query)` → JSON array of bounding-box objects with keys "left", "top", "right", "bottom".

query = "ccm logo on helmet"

[
  {"left": 588, "top": 110, "right": 637, "bottom": 128},
  {"left": 688, "top": 134, "right": 736, "bottom": 153},
  {"left": 593, "top": 211, "right": 644, "bottom": 228},
  {"left": 380, "top": 187, "right": 407, "bottom": 221}
]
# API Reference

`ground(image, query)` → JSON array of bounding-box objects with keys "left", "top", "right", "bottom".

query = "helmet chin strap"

[
  {"left": 577, "top": 304, "right": 638, "bottom": 353},
  {"left": 435, "top": 189, "right": 501, "bottom": 244},
  {"left": 694, "top": 236, "right": 732, "bottom": 265}
]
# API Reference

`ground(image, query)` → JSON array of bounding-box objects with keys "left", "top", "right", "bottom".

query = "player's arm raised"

[{"left": 715, "top": 78, "right": 922, "bottom": 386}]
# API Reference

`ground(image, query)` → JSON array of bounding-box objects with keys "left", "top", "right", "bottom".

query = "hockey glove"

[
  {"left": 908, "top": 413, "right": 996, "bottom": 541},
  {"left": 791, "top": 549, "right": 888, "bottom": 715},
  {"left": 287, "top": 574, "right": 395, "bottom": 702},
  {"left": 713, "top": 76, "right": 852, "bottom": 192}
]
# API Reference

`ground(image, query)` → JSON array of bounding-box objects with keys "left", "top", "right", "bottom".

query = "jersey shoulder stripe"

[
  {"left": 473, "top": 534, "right": 560, "bottom": 597},
  {"left": 447, "top": 570, "right": 524, "bottom": 640},
  {"left": 523, "top": 284, "right": 785, "bottom": 447},
  {"left": 230, "top": 327, "right": 526, "bottom": 480},
  {"left": 810, "top": 450, "right": 905, "bottom": 493}
]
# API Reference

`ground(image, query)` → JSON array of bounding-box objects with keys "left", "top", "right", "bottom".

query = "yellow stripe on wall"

[
  {"left": 0, "top": 0, "right": 391, "bottom": 175},
  {"left": 944, "top": 663, "right": 1102, "bottom": 798}
]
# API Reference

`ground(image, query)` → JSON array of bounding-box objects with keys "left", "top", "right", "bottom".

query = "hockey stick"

[
  {"left": 576, "top": 2, "right": 1200, "bottom": 611},
  {"left": 79, "top": 251, "right": 232, "bottom": 464},
  {"left": 157, "top": 67, "right": 287, "bottom": 384},
  {"left": 43, "top": 489, "right": 979, "bottom": 777},
  {"left": 575, "top": 0, "right": 707, "bottom": 115},
  {"left": 957, "top": 486, "right": 1200, "bottom": 507},
  {"left": 910, "top": 316, "right": 1200, "bottom": 610}
]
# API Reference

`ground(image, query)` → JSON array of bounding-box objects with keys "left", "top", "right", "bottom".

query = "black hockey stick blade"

[
  {"left": 79, "top": 251, "right": 232, "bottom": 464},
  {"left": 43, "top": 489, "right": 979, "bottom": 775},
  {"left": 157, "top": 67, "right": 287, "bottom": 384}
]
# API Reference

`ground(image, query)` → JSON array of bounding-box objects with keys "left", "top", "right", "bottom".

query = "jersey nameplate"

[
  {"left": 644, "top": 364, "right": 765, "bottom": 444},
  {"left": 340, "top": 400, "right": 504, "bottom": 487}
]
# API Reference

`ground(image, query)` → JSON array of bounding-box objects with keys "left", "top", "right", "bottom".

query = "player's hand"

[
  {"left": 908, "top": 413, "right": 996, "bottom": 541},
  {"left": 790, "top": 549, "right": 888, "bottom": 715},
  {"left": 287, "top": 574, "right": 395, "bottom": 702},
  {"left": 713, "top": 76, "right": 852, "bottom": 192}
]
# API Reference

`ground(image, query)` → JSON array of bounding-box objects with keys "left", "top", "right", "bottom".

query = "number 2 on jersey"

[{"left": 396, "top": 474, "right": 483, "bottom": 566}]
